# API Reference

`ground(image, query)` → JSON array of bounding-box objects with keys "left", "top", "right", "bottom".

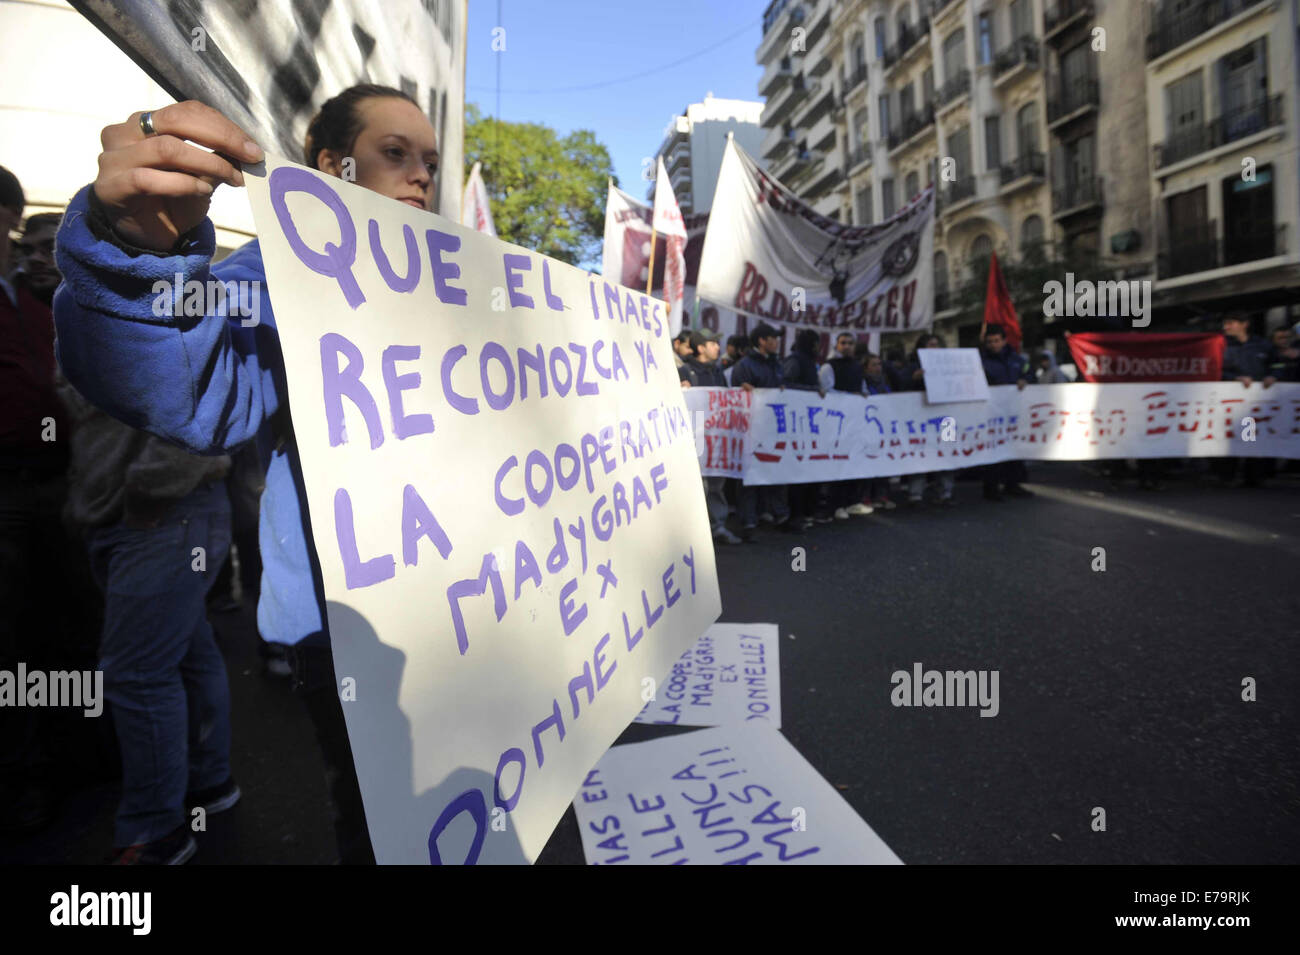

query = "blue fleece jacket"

[{"left": 53, "top": 186, "right": 321, "bottom": 646}]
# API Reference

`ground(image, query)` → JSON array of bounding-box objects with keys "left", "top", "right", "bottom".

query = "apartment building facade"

[
  {"left": 1144, "top": 0, "right": 1300, "bottom": 329},
  {"left": 758, "top": 0, "right": 1200, "bottom": 347},
  {"left": 650, "top": 95, "right": 766, "bottom": 215}
]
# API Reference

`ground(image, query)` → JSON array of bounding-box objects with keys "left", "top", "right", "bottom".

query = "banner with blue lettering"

[
  {"left": 685, "top": 383, "right": 1300, "bottom": 484},
  {"left": 244, "top": 156, "right": 722, "bottom": 864}
]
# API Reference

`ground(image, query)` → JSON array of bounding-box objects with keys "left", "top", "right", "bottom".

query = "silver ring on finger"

[{"left": 139, "top": 111, "right": 156, "bottom": 137}]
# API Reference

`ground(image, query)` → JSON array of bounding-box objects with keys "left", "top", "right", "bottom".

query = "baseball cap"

[{"left": 688, "top": 328, "right": 722, "bottom": 349}]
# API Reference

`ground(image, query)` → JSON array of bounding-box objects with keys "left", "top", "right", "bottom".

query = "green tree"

[{"left": 464, "top": 103, "right": 616, "bottom": 266}]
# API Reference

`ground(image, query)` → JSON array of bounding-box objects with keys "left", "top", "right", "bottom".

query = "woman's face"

[
  {"left": 319, "top": 97, "right": 438, "bottom": 211},
  {"left": 866, "top": 357, "right": 882, "bottom": 377}
]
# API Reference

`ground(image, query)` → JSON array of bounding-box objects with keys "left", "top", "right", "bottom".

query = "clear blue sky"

[{"left": 465, "top": 0, "right": 765, "bottom": 195}]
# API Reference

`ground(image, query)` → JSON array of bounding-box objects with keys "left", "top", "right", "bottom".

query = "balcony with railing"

[
  {"left": 931, "top": 0, "right": 962, "bottom": 24},
  {"left": 993, "top": 36, "right": 1040, "bottom": 84},
  {"left": 936, "top": 68, "right": 971, "bottom": 111},
  {"left": 760, "top": 56, "right": 794, "bottom": 97},
  {"left": 941, "top": 175, "right": 977, "bottom": 211},
  {"left": 761, "top": 73, "right": 810, "bottom": 128},
  {"left": 999, "top": 150, "right": 1046, "bottom": 189},
  {"left": 887, "top": 103, "right": 936, "bottom": 153},
  {"left": 1158, "top": 222, "right": 1285, "bottom": 278},
  {"left": 883, "top": 17, "right": 930, "bottom": 71},
  {"left": 848, "top": 141, "right": 873, "bottom": 173},
  {"left": 1044, "top": 0, "right": 1093, "bottom": 43},
  {"left": 846, "top": 64, "right": 869, "bottom": 95},
  {"left": 1052, "top": 176, "right": 1103, "bottom": 217},
  {"left": 1154, "top": 94, "right": 1284, "bottom": 168},
  {"left": 1146, "top": 0, "right": 1269, "bottom": 62},
  {"left": 1047, "top": 76, "right": 1099, "bottom": 128}
]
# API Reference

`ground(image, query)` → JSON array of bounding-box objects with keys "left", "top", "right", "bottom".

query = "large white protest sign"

[
  {"left": 683, "top": 383, "right": 1300, "bottom": 483},
  {"left": 635, "top": 623, "right": 781, "bottom": 728},
  {"left": 696, "top": 138, "right": 934, "bottom": 334},
  {"left": 919, "top": 348, "right": 990, "bottom": 404},
  {"left": 574, "top": 722, "right": 902, "bottom": 864},
  {"left": 244, "top": 157, "right": 721, "bottom": 864}
]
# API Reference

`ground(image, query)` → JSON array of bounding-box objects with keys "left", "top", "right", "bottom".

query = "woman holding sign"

[{"left": 52, "top": 87, "right": 437, "bottom": 864}]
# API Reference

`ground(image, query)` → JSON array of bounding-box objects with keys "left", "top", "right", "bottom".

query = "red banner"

[{"left": 1066, "top": 333, "right": 1224, "bottom": 383}]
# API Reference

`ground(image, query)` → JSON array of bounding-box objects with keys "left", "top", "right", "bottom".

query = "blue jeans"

[{"left": 88, "top": 482, "right": 232, "bottom": 846}]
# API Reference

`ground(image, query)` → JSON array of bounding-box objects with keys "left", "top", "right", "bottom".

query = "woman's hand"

[{"left": 93, "top": 101, "right": 264, "bottom": 252}]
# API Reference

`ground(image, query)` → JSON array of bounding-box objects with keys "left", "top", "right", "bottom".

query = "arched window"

[{"left": 1021, "top": 215, "right": 1045, "bottom": 259}]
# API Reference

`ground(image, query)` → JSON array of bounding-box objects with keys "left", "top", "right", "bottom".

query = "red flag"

[{"left": 982, "top": 251, "right": 1022, "bottom": 351}]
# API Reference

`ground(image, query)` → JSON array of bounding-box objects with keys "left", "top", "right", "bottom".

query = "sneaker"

[
  {"left": 846, "top": 503, "right": 874, "bottom": 516},
  {"left": 713, "top": 528, "right": 743, "bottom": 545},
  {"left": 187, "top": 776, "right": 242, "bottom": 816},
  {"left": 1005, "top": 484, "right": 1034, "bottom": 499},
  {"left": 833, "top": 507, "right": 850, "bottom": 521},
  {"left": 110, "top": 824, "right": 197, "bottom": 865},
  {"left": 741, "top": 525, "right": 758, "bottom": 542},
  {"left": 758, "top": 511, "right": 775, "bottom": 524},
  {"left": 872, "top": 498, "right": 897, "bottom": 511}
]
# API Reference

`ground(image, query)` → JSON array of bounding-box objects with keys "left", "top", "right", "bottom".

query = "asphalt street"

[{"left": 6, "top": 461, "right": 1298, "bottom": 865}]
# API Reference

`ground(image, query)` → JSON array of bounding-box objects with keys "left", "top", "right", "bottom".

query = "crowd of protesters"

[
  {"left": 3, "top": 81, "right": 1299, "bottom": 868},
  {"left": 676, "top": 312, "right": 1300, "bottom": 545}
]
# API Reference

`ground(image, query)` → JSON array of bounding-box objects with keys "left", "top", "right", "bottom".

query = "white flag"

[
  {"left": 653, "top": 158, "right": 687, "bottom": 336},
  {"left": 460, "top": 161, "right": 497, "bottom": 237}
]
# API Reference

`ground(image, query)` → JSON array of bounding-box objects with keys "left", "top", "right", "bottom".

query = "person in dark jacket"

[
  {"left": 720, "top": 334, "right": 749, "bottom": 371},
  {"left": 730, "top": 323, "right": 791, "bottom": 539},
  {"left": 1216, "top": 313, "right": 1278, "bottom": 486},
  {"left": 980, "top": 325, "right": 1031, "bottom": 500},
  {"left": 905, "top": 334, "right": 957, "bottom": 507},
  {"left": 780, "top": 329, "right": 830, "bottom": 528},
  {"left": 824, "top": 333, "right": 873, "bottom": 519},
  {"left": 679, "top": 330, "right": 741, "bottom": 544}
]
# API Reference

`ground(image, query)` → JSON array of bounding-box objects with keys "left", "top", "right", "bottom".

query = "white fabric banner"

[
  {"left": 697, "top": 138, "right": 934, "bottom": 334},
  {"left": 573, "top": 722, "right": 903, "bottom": 864},
  {"left": 634, "top": 623, "right": 781, "bottom": 728},
  {"left": 245, "top": 157, "right": 721, "bottom": 864},
  {"left": 652, "top": 159, "right": 687, "bottom": 338},
  {"left": 683, "top": 383, "right": 1300, "bottom": 484},
  {"left": 600, "top": 182, "right": 742, "bottom": 337},
  {"left": 460, "top": 161, "right": 497, "bottom": 237}
]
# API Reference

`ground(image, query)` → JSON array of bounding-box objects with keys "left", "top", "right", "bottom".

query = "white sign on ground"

[
  {"left": 573, "top": 722, "right": 902, "bottom": 865},
  {"left": 634, "top": 623, "right": 781, "bottom": 728}
]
